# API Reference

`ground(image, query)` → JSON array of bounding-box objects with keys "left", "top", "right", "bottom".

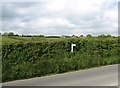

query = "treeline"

[
  {"left": 1, "top": 32, "right": 117, "bottom": 38},
  {"left": 1, "top": 32, "right": 19, "bottom": 36},
  {"left": 1, "top": 32, "right": 45, "bottom": 37}
]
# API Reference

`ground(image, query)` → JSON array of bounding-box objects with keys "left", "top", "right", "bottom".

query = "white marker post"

[{"left": 71, "top": 44, "right": 76, "bottom": 52}]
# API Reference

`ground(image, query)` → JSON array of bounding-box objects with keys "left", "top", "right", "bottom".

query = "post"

[{"left": 71, "top": 44, "right": 76, "bottom": 52}]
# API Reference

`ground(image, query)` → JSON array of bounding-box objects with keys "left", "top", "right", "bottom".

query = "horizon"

[{"left": 1, "top": 31, "right": 118, "bottom": 37}]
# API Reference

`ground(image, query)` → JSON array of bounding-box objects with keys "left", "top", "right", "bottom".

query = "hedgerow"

[{"left": 2, "top": 38, "right": 119, "bottom": 82}]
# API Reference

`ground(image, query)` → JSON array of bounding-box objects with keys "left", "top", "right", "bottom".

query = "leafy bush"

[{"left": 2, "top": 37, "right": 119, "bottom": 82}]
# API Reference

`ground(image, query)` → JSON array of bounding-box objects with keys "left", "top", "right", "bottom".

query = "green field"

[{"left": 2, "top": 36, "right": 120, "bottom": 82}]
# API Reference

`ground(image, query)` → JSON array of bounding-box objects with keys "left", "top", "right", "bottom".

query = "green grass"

[{"left": 2, "top": 36, "right": 64, "bottom": 45}]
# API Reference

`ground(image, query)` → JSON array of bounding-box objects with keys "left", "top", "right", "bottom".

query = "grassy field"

[
  {"left": 2, "top": 36, "right": 120, "bottom": 82},
  {"left": 2, "top": 36, "right": 118, "bottom": 44},
  {"left": 2, "top": 36, "right": 64, "bottom": 44}
]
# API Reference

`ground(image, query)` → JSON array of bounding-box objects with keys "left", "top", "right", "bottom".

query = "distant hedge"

[{"left": 2, "top": 38, "right": 119, "bottom": 82}]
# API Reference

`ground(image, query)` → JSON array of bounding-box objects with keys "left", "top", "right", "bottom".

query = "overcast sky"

[{"left": 1, "top": 0, "right": 119, "bottom": 36}]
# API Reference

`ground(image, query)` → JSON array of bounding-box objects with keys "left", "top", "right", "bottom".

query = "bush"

[{"left": 2, "top": 38, "right": 119, "bottom": 82}]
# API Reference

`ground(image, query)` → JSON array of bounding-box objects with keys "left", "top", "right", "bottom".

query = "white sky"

[{"left": 1, "top": 0, "right": 119, "bottom": 36}]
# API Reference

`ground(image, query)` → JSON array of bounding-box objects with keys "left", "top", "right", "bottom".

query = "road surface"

[{"left": 3, "top": 64, "right": 118, "bottom": 86}]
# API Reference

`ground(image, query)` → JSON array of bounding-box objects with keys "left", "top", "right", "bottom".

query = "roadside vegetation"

[{"left": 1, "top": 32, "right": 120, "bottom": 82}]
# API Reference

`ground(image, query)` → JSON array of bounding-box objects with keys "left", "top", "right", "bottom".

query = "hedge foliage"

[{"left": 2, "top": 38, "right": 120, "bottom": 82}]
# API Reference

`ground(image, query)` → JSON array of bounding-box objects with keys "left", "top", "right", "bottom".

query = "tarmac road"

[{"left": 3, "top": 64, "right": 118, "bottom": 86}]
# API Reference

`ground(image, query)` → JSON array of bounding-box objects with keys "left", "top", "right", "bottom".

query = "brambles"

[{"left": 2, "top": 36, "right": 119, "bottom": 82}]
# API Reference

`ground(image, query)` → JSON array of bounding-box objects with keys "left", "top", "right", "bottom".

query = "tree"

[
  {"left": 106, "top": 34, "right": 111, "bottom": 38},
  {"left": 38, "top": 35, "right": 44, "bottom": 37},
  {"left": 8, "top": 32, "right": 14, "bottom": 36},
  {"left": 14, "top": 34, "right": 19, "bottom": 36},
  {"left": 80, "top": 35, "right": 84, "bottom": 37},
  {"left": 86, "top": 34, "right": 92, "bottom": 38},
  {"left": 2, "top": 32, "right": 8, "bottom": 36},
  {"left": 98, "top": 34, "right": 106, "bottom": 38}
]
